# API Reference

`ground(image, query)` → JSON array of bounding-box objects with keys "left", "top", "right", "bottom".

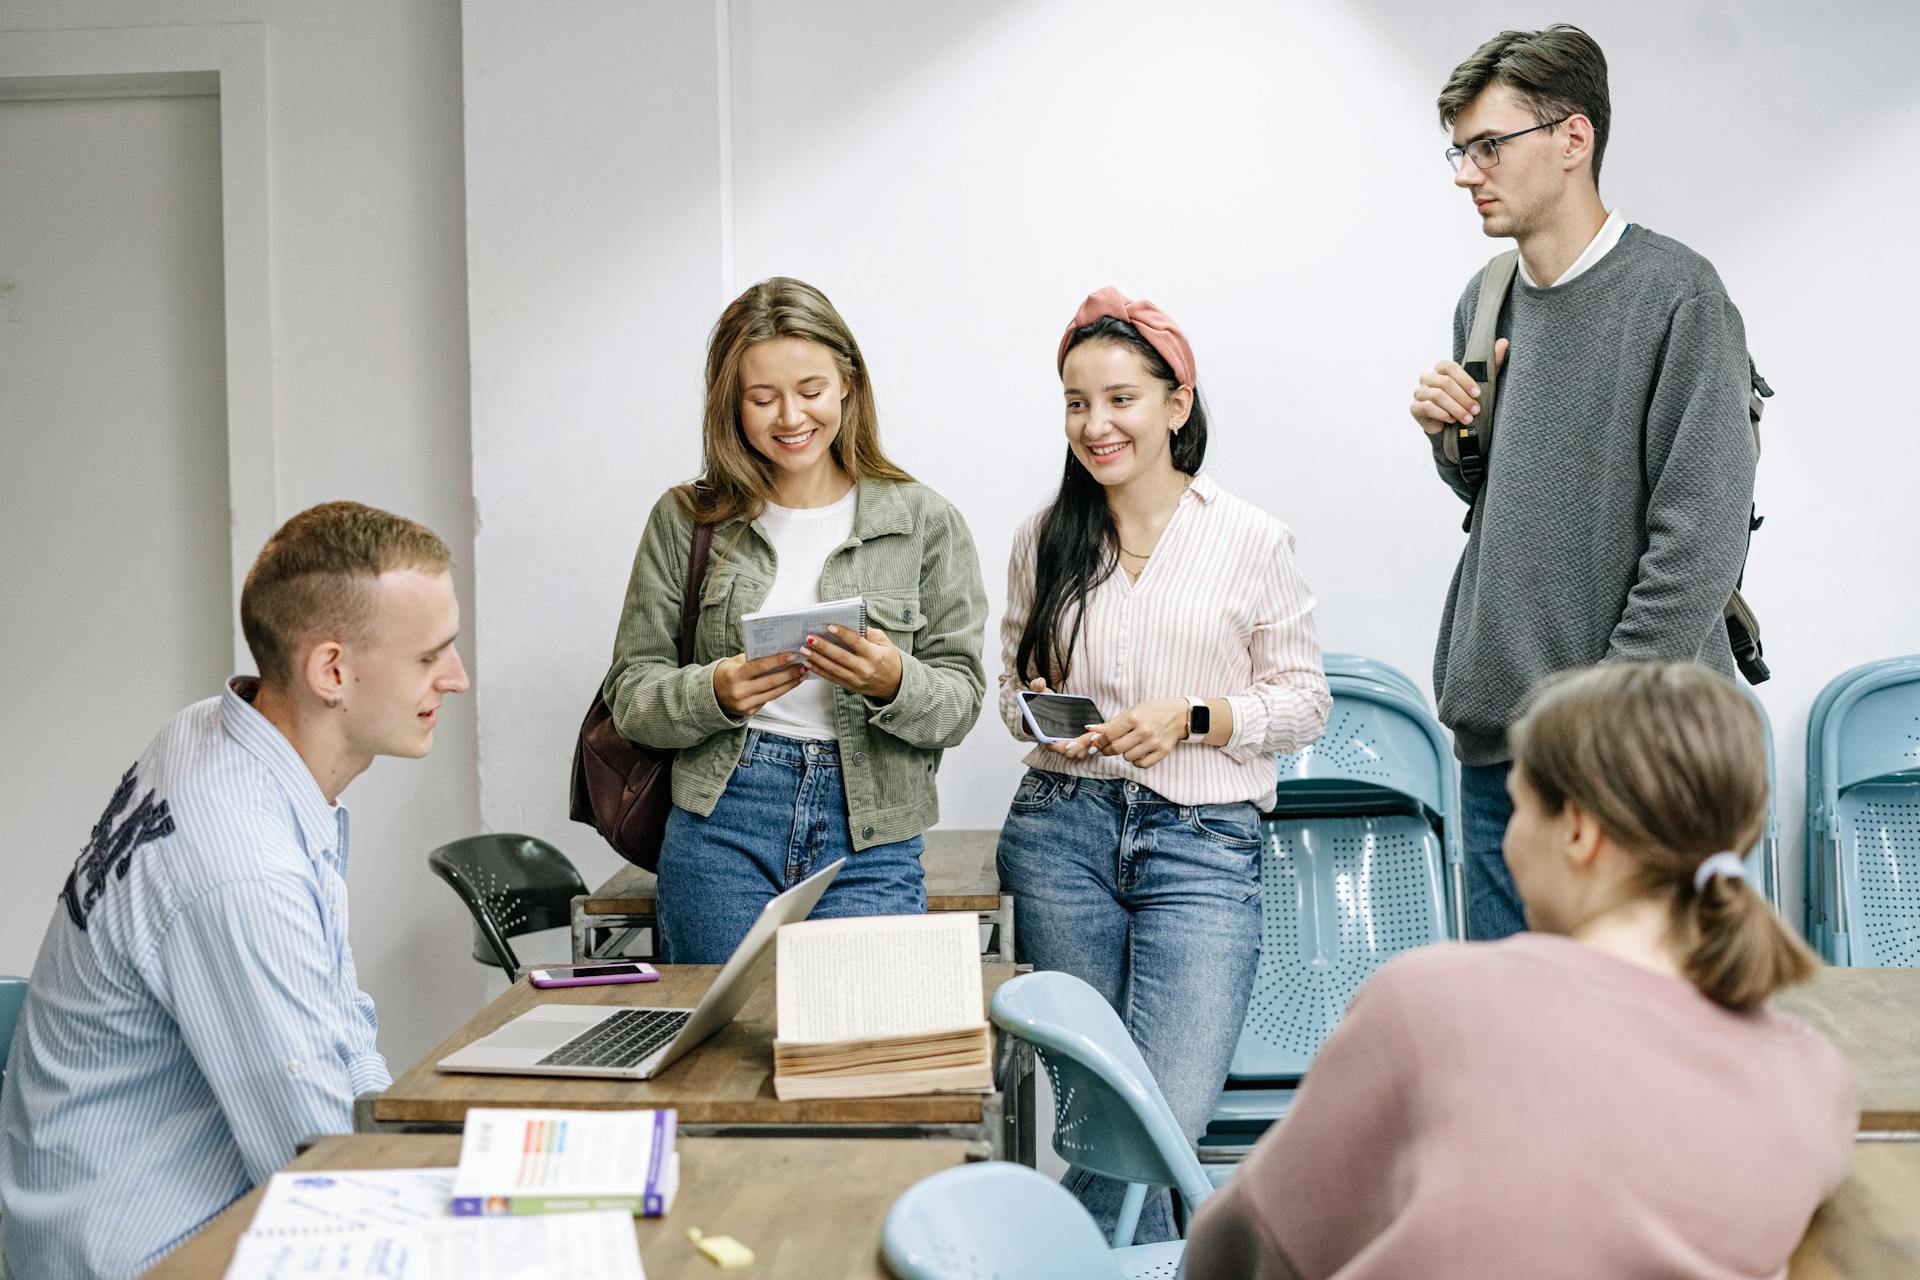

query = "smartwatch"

[{"left": 1185, "top": 696, "right": 1211, "bottom": 738}]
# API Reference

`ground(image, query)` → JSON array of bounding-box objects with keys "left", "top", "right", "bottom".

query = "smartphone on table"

[
  {"left": 527, "top": 961, "right": 660, "bottom": 989},
  {"left": 1016, "top": 690, "right": 1107, "bottom": 744}
]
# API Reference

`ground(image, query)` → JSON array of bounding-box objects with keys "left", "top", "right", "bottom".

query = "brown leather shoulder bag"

[{"left": 569, "top": 524, "right": 714, "bottom": 870}]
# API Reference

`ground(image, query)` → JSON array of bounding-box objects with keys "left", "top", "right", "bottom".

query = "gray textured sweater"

[{"left": 1430, "top": 226, "right": 1756, "bottom": 764}]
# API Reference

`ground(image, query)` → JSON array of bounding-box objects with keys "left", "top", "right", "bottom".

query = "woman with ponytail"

[
  {"left": 1186, "top": 661, "right": 1854, "bottom": 1280},
  {"left": 995, "top": 287, "right": 1330, "bottom": 1243}
]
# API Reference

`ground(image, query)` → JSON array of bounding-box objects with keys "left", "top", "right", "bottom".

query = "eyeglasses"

[{"left": 1445, "top": 117, "right": 1569, "bottom": 172}]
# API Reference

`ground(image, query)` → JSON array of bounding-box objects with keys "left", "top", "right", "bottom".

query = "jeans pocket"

[
  {"left": 1009, "top": 768, "right": 1066, "bottom": 813},
  {"left": 1188, "top": 801, "right": 1262, "bottom": 849}
]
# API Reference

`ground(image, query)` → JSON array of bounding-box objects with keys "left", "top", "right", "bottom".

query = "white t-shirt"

[
  {"left": 1518, "top": 207, "right": 1628, "bottom": 288},
  {"left": 746, "top": 487, "right": 858, "bottom": 742}
]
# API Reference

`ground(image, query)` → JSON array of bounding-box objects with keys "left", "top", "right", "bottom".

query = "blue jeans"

[
  {"left": 1461, "top": 760, "right": 1525, "bottom": 940},
  {"left": 656, "top": 730, "right": 927, "bottom": 963},
  {"left": 996, "top": 769, "right": 1261, "bottom": 1245}
]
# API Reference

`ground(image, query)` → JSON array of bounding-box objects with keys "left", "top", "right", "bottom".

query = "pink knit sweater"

[{"left": 1184, "top": 934, "right": 1854, "bottom": 1280}]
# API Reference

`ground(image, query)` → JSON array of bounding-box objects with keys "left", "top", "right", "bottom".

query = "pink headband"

[{"left": 1056, "top": 286, "right": 1197, "bottom": 388}]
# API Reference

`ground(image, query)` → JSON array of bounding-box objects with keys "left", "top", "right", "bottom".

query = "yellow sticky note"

[{"left": 687, "top": 1227, "right": 756, "bottom": 1269}]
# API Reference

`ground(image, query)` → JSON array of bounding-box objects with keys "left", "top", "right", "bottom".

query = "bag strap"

[
  {"left": 677, "top": 525, "right": 714, "bottom": 667},
  {"left": 1444, "top": 249, "right": 1520, "bottom": 489}
]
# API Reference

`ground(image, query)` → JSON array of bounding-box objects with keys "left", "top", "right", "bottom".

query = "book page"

[
  {"left": 249, "top": 1169, "right": 456, "bottom": 1234},
  {"left": 776, "top": 912, "right": 984, "bottom": 1042}
]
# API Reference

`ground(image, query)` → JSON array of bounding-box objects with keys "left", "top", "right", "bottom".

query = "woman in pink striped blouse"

[{"left": 996, "top": 287, "right": 1331, "bottom": 1243}]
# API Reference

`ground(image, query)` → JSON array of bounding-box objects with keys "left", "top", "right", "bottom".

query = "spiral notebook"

[{"left": 740, "top": 596, "right": 867, "bottom": 666}]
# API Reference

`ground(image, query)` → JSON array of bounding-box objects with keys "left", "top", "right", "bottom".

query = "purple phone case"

[{"left": 528, "top": 966, "right": 660, "bottom": 988}]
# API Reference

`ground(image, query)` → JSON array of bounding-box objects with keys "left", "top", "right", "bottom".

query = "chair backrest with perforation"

[
  {"left": 427, "top": 834, "right": 589, "bottom": 973},
  {"left": 989, "top": 972, "right": 1213, "bottom": 1212}
]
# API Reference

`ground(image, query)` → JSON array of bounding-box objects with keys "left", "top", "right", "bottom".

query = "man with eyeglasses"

[{"left": 1406, "top": 25, "right": 1758, "bottom": 941}]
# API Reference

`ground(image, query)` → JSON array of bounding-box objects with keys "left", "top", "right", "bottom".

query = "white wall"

[
  {"left": 1, "top": 0, "right": 481, "bottom": 1069},
  {"left": 467, "top": 0, "right": 1920, "bottom": 937},
  {"left": 0, "top": 92, "right": 231, "bottom": 980},
  {"left": 463, "top": 0, "right": 724, "bottom": 896}
]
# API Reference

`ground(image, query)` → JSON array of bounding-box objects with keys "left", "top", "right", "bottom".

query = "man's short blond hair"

[{"left": 241, "top": 501, "right": 453, "bottom": 686}]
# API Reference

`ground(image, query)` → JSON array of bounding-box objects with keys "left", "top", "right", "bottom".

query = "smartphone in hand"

[{"left": 1016, "top": 690, "right": 1106, "bottom": 744}]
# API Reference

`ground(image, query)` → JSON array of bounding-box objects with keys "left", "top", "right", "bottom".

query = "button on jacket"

[
  {"left": 604, "top": 479, "right": 989, "bottom": 849},
  {"left": 0, "top": 678, "right": 389, "bottom": 1279}
]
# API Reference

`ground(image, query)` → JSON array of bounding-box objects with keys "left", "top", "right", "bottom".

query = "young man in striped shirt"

[
  {"left": 0, "top": 502, "right": 469, "bottom": 1278},
  {"left": 1406, "top": 26, "right": 1758, "bottom": 940}
]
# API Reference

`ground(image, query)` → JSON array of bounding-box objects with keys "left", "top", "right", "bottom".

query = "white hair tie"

[{"left": 1693, "top": 851, "right": 1749, "bottom": 893}]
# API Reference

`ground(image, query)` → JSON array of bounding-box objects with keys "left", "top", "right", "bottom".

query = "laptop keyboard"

[{"left": 537, "top": 1008, "right": 691, "bottom": 1069}]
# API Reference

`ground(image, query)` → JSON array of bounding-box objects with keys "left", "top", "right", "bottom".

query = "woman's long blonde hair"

[
  {"left": 678, "top": 277, "right": 912, "bottom": 528},
  {"left": 1509, "top": 662, "right": 1818, "bottom": 1011}
]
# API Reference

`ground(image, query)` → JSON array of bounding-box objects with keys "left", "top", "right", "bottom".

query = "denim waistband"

[
  {"left": 741, "top": 728, "right": 840, "bottom": 767},
  {"left": 1033, "top": 769, "right": 1253, "bottom": 812}
]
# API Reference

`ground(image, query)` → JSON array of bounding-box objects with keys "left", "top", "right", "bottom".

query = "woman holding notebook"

[
  {"left": 1183, "top": 662, "right": 1854, "bottom": 1279},
  {"left": 603, "top": 277, "right": 988, "bottom": 963},
  {"left": 995, "top": 287, "right": 1331, "bottom": 1243}
]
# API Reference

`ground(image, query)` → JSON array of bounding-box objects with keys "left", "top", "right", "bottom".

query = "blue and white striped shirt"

[{"left": 0, "top": 678, "right": 391, "bottom": 1278}]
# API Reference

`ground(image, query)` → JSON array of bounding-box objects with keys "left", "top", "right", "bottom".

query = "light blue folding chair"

[
  {"left": 1801, "top": 660, "right": 1888, "bottom": 947},
  {"left": 1322, "top": 652, "right": 1425, "bottom": 706},
  {"left": 1203, "top": 673, "right": 1460, "bottom": 1177},
  {"left": 1804, "top": 657, "right": 1920, "bottom": 955},
  {"left": 883, "top": 1162, "right": 1186, "bottom": 1280},
  {"left": 988, "top": 971, "right": 1208, "bottom": 1265},
  {"left": 1805, "top": 657, "right": 1920, "bottom": 965},
  {"left": 1, "top": 976, "right": 27, "bottom": 1089}
]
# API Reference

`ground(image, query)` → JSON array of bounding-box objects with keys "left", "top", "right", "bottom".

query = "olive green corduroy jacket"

[{"left": 603, "top": 480, "right": 988, "bottom": 850}]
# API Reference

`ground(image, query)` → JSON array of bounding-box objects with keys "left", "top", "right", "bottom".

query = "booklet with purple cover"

[{"left": 450, "top": 1108, "right": 678, "bottom": 1218}]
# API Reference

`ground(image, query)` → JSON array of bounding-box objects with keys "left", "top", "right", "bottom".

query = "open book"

[{"left": 772, "top": 912, "right": 994, "bottom": 1101}]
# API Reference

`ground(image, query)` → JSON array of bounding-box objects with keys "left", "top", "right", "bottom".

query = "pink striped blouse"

[{"left": 997, "top": 474, "right": 1331, "bottom": 808}]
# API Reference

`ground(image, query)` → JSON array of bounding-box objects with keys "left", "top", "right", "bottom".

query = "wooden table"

[
  {"left": 573, "top": 829, "right": 1014, "bottom": 963},
  {"left": 141, "top": 1132, "right": 970, "bottom": 1279},
  {"left": 1790, "top": 1140, "right": 1920, "bottom": 1278},
  {"left": 360, "top": 963, "right": 1035, "bottom": 1164},
  {"left": 1776, "top": 967, "right": 1920, "bottom": 1133}
]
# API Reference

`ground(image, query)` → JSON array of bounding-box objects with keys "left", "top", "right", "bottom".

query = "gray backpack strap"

[{"left": 1442, "top": 250, "right": 1520, "bottom": 487}]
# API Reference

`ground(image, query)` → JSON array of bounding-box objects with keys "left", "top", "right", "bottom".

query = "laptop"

[{"left": 437, "top": 858, "right": 845, "bottom": 1080}]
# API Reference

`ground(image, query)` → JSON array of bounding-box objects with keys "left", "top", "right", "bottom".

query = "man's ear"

[
  {"left": 304, "top": 639, "right": 348, "bottom": 707},
  {"left": 1561, "top": 113, "right": 1596, "bottom": 175}
]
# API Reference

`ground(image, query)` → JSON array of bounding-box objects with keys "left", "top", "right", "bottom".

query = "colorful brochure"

[{"left": 451, "top": 1108, "right": 679, "bottom": 1218}]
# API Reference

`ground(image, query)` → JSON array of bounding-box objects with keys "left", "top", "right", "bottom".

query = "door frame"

[{"left": 1, "top": 24, "right": 270, "bottom": 671}]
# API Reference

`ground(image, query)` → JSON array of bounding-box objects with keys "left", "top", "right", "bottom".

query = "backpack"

[{"left": 1440, "top": 249, "right": 1773, "bottom": 684}]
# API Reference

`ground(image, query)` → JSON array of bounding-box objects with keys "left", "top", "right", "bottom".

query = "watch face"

[{"left": 1190, "top": 705, "right": 1211, "bottom": 735}]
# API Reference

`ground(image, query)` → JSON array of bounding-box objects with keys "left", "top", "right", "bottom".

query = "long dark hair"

[{"left": 1015, "top": 316, "right": 1209, "bottom": 688}]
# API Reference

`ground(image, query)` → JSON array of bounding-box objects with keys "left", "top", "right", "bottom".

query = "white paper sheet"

[
  {"left": 222, "top": 1210, "right": 644, "bottom": 1280},
  {"left": 249, "top": 1168, "right": 457, "bottom": 1233}
]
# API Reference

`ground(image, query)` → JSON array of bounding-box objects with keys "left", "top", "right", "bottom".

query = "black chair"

[{"left": 427, "top": 834, "right": 589, "bottom": 976}]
